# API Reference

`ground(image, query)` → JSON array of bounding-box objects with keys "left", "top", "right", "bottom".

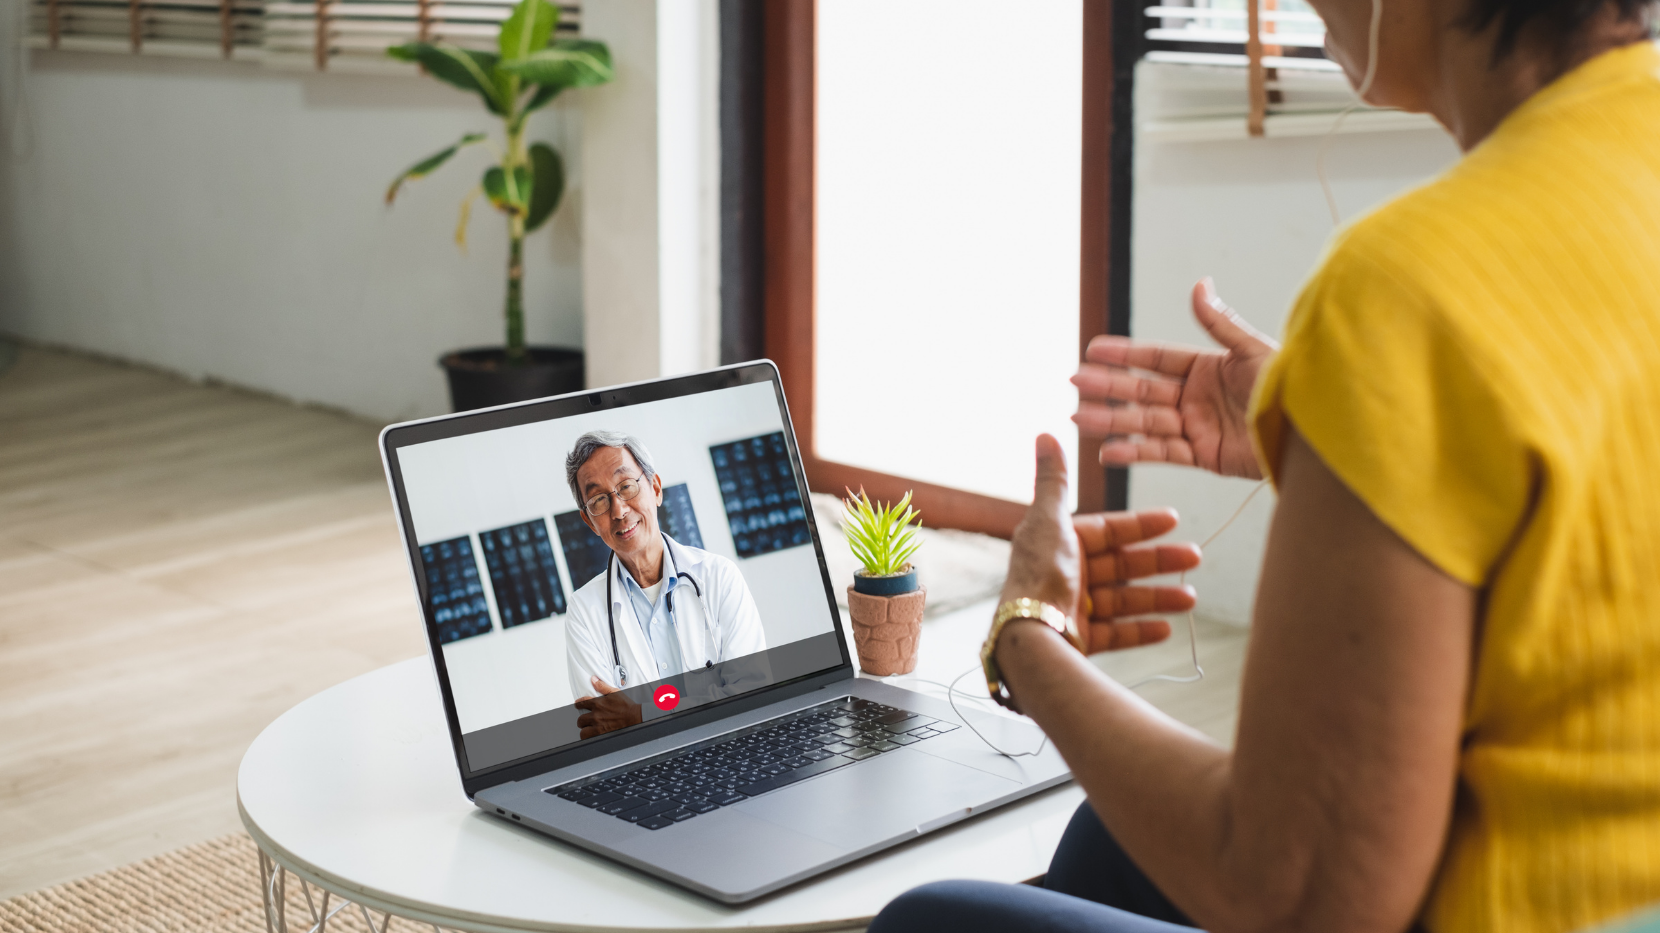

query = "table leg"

[{"left": 256, "top": 844, "right": 415, "bottom": 933}]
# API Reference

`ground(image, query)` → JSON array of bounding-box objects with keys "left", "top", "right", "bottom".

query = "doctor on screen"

[{"left": 564, "top": 431, "right": 767, "bottom": 737}]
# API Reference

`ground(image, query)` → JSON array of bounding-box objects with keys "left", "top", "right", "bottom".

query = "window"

[
  {"left": 26, "top": 0, "right": 580, "bottom": 71},
  {"left": 263, "top": 0, "right": 579, "bottom": 72},
  {"left": 815, "top": 0, "right": 1084, "bottom": 511},
  {"left": 758, "top": 0, "right": 1116, "bottom": 536},
  {"left": 29, "top": 0, "right": 264, "bottom": 58},
  {"left": 1145, "top": 0, "right": 1331, "bottom": 72}
]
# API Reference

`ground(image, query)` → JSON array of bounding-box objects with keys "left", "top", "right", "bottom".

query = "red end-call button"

[{"left": 653, "top": 684, "right": 680, "bottom": 711}]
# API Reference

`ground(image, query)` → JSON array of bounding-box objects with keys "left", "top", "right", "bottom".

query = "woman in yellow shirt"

[{"left": 869, "top": 1, "right": 1660, "bottom": 933}]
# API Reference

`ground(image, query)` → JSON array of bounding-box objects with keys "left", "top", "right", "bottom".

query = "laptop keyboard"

[{"left": 546, "top": 696, "right": 959, "bottom": 831}]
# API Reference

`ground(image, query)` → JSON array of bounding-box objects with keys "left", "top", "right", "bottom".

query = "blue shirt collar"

[{"left": 618, "top": 536, "right": 680, "bottom": 603}]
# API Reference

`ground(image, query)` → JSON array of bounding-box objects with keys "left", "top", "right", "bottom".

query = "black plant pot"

[
  {"left": 440, "top": 346, "right": 585, "bottom": 412},
  {"left": 853, "top": 567, "right": 919, "bottom": 597}
]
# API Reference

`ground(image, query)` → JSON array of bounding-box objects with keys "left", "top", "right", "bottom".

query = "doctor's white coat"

[{"left": 563, "top": 534, "right": 767, "bottom": 703}]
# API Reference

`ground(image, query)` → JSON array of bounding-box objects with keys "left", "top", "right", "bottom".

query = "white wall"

[
  {"left": 0, "top": 46, "right": 584, "bottom": 422},
  {"left": 579, "top": 0, "right": 720, "bottom": 390},
  {"left": 1130, "top": 62, "right": 1462, "bottom": 626},
  {"left": 0, "top": 0, "right": 723, "bottom": 420}
]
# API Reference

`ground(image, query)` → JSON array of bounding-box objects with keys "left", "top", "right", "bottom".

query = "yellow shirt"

[{"left": 1251, "top": 42, "right": 1660, "bottom": 933}]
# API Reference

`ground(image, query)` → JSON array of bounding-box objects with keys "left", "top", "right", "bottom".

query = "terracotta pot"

[{"left": 846, "top": 585, "right": 926, "bottom": 676}]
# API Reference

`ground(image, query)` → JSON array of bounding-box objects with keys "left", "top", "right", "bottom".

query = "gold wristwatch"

[{"left": 981, "top": 598, "right": 1084, "bottom": 711}]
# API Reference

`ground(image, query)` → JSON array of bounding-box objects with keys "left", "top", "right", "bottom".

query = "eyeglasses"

[{"left": 583, "top": 474, "right": 646, "bottom": 517}]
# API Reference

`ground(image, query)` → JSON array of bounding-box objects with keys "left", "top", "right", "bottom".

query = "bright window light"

[{"left": 815, "top": 0, "right": 1084, "bottom": 507}]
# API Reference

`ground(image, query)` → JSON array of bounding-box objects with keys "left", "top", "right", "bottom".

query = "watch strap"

[{"left": 981, "top": 598, "right": 1081, "bottom": 711}]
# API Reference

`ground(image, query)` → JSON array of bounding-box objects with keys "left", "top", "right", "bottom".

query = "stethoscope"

[{"left": 604, "top": 542, "right": 711, "bottom": 687}]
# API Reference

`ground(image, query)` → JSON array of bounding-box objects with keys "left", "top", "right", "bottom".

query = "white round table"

[{"left": 238, "top": 650, "right": 1085, "bottom": 932}]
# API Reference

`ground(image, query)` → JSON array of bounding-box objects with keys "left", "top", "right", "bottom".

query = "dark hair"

[{"left": 1465, "top": 0, "right": 1654, "bottom": 59}]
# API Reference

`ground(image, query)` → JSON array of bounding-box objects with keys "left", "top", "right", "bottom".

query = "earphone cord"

[
  {"left": 1122, "top": 478, "right": 1269, "bottom": 691},
  {"left": 888, "top": 479, "right": 1272, "bottom": 760},
  {"left": 1316, "top": 0, "right": 1385, "bottom": 226}
]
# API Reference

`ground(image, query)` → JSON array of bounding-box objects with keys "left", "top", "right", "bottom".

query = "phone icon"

[{"left": 653, "top": 684, "right": 680, "bottom": 711}]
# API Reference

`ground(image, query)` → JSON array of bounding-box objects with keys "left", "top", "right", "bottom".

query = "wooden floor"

[
  {"left": 0, "top": 347, "right": 426, "bottom": 897},
  {"left": 0, "top": 346, "right": 1246, "bottom": 898}
]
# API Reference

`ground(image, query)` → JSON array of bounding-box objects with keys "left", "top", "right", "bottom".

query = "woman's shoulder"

[
  {"left": 1303, "top": 131, "right": 1566, "bottom": 330},
  {"left": 1319, "top": 161, "right": 1496, "bottom": 282},
  {"left": 1327, "top": 45, "right": 1660, "bottom": 298}
]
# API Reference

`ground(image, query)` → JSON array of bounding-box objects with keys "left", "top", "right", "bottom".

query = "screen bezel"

[{"left": 378, "top": 360, "right": 855, "bottom": 797}]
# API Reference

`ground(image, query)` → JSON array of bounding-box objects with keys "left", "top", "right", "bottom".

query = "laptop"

[{"left": 378, "top": 360, "right": 1070, "bottom": 903}]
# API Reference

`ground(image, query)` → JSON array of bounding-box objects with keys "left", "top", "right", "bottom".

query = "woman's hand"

[
  {"left": 574, "top": 676, "right": 643, "bottom": 739},
  {"left": 1072, "top": 278, "right": 1277, "bottom": 480},
  {"left": 999, "top": 434, "right": 1200, "bottom": 654},
  {"left": 1077, "top": 509, "right": 1201, "bottom": 652}
]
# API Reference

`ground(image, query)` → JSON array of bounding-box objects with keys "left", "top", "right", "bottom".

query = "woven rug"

[{"left": 0, "top": 833, "right": 423, "bottom": 933}]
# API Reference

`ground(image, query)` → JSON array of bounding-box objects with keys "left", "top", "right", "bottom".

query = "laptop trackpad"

[{"left": 735, "top": 750, "right": 1020, "bottom": 850}]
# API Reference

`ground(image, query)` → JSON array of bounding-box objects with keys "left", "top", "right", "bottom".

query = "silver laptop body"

[{"left": 379, "top": 361, "right": 1070, "bottom": 904}]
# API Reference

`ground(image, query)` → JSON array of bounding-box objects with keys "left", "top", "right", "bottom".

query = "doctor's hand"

[
  {"left": 1072, "top": 278, "right": 1277, "bottom": 480},
  {"left": 1000, "top": 435, "right": 1201, "bottom": 655},
  {"left": 574, "top": 677, "right": 643, "bottom": 739}
]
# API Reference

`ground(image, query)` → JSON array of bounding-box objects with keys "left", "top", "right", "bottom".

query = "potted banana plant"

[
  {"left": 842, "top": 489, "right": 926, "bottom": 676},
  {"left": 385, "top": 0, "right": 613, "bottom": 411}
]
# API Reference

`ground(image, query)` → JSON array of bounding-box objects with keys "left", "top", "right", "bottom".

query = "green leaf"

[
  {"left": 891, "top": 540, "right": 922, "bottom": 569},
  {"left": 520, "top": 81, "right": 563, "bottom": 116},
  {"left": 385, "top": 132, "right": 487, "bottom": 204},
  {"left": 483, "top": 164, "right": 532, "bottom": 212},
  {"left": 524, "top": 143, "right": 565, "bottom": 232},
  {"left": 841, "top": 487, "right": 923, "bottom": 576},
  {"left": 388, "top": 42, "right": 507, "bottom": 115},
  {"left": 497, "top": 39, "right": 614, "bottom": 89},
  {"left": 498, "top": 0, "right": 558, "bottom": 62}
]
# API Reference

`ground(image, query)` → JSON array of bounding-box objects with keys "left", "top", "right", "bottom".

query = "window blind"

[
  {"left": 1138, "top": 0, "right": 1433, "bottom": 140},
  {"left": 28, "top": 0, "right": 264, "bottom": 59},
  {"left": 1144, "top": 1, "right": 1334, "bottom": 73},
  {"left": 262, "top": 0, "right": 580, "bottom": 72},
  {"left": 26, "top": 0, "right": 580, "bottom": 71}
]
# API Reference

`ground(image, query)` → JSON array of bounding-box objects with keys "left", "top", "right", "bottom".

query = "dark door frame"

[{"left": 736, "top": 0, "right": 1135, "bottom": 537}]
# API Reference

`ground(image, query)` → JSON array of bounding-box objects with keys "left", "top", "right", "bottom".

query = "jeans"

[{"left": 867, "top": 802, "right": 1200, "bottom": 932}]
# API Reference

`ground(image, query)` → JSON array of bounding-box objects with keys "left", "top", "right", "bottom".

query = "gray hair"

[{"left": 566, "top": 431, "right": 658, "bottom": 507}]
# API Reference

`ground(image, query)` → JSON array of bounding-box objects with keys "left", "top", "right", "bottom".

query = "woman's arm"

[{"left": 995, "top": 428, "right": 1474, "bottom": 933}]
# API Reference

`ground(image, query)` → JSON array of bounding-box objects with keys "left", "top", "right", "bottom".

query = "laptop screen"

[{"left": 381, "top": 364, "right": 849, "bottom": 783}]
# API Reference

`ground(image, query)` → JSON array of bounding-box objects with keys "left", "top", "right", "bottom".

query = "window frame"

[{"left": 755, "top": 0, "right": 1131, "bottom": 538}]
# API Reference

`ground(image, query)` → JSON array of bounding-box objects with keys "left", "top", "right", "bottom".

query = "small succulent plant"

[{"left": 841, "top": 488, "right": 922, "bottom": 577}]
